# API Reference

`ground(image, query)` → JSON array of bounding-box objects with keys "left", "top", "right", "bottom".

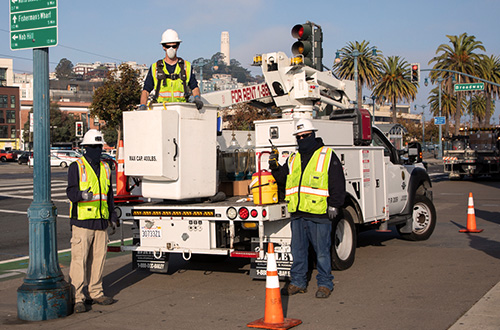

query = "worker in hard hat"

[
  {"left": 269, "top": 118, "right": 346, "bottom": 299},
  {"left": 66, "top": 129, "right": 119, "bottom": 313},
  {"left": 139, "top": 29, "right": 203, "bottom": 110}
]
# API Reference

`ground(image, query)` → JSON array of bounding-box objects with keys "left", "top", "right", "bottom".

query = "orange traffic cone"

[
  {"left": 116, "top": 140, "right": 128, "bottom": 197},
  {"left": 247, "top": 243, "right": 301, "bottom": 330},
  {"left": 459, "top": 192, "right": 483, "bottom": 233}
]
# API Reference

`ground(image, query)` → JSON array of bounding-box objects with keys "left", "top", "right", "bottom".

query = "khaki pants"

[{"left": 69, "top": 225, "right": 108, "bottom": 302}]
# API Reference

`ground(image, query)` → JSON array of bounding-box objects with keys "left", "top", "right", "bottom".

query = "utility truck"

[
  {"left": 115, "top": 50, "right": 436, "bottom": 278},
  {"left": 443, "top": 128, "right": 500, "bottom": 180}
]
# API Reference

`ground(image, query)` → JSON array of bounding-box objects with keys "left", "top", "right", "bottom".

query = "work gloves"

[
  {"left": 81, "top": 188, "right": 93, "bottom": 201},
  {"left": 328, "top": 206, "right": 339, "bottom": 220},
  {"left": 268, "top": 150, "right": 279, "bottom": 170},
  {"left": 193, "top": 96, "right": 204, "bottom": 110}
]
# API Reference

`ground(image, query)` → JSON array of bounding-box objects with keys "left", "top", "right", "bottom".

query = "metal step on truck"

[{"left": 115, "top": 50, "right": 436, "bottom": 279}]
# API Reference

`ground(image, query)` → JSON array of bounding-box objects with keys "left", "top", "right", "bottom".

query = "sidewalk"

[{"left": 1, "top": 252, "right": 500, "bottom": 330}]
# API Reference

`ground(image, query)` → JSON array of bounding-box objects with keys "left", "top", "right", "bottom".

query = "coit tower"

[{"left": 221, "top": 31, "right": 230, "bottom": 66}]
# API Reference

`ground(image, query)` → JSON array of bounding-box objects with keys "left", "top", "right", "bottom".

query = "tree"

[
  {"left": 55, "top": 58, "right": 75, "bottom": 79},
  {"left": 467, "top": 94, "right": 486, "bottom": 126},
  {"left": 90, "top": 63, "right": 142, "bottom": 145},
  {"left": 224, "top": 104, "right": 273, "bottom": 130},
  {"left": 372, "top": 56, "right": 418, "bottom": 123},
  {"left": 478, "top": 55, "right": 500, "bottom": 127},
  {"left": 333, "top": 40, "right": 382, "bottom": 105},
  {"left": 427, "top": 87, "right": 462, "bottom": 136},
  {"left": 22, "top": 103, "right": 77, "bottom": 145},
  {"left": 429, "top": 33, "right": 485, "bottom": 134}
]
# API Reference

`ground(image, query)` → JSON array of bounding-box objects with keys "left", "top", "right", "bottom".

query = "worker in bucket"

[
  {"left": 139, "top": 29, "right": 203, "bottom": 110},
  {"left": 66, "top": 129, "right": 119, "bottom": 313},
  {"left": 269, "top": 118, "right": 346, "bottom": 299}
]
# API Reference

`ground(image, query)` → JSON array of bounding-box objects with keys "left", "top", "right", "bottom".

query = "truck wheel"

[
  {"left": 331, "top": 206, "right": 357, "bottom": 271},
  {"left": 0, "top": 156, "right": 6, "bottom": 162},
  {"left": 397, "top": 194, "right": 436, "bottom": 241}
]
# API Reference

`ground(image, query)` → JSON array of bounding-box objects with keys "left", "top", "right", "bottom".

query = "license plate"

[{"left": 141, "top": 228, "right": 162, "bottom": 238}]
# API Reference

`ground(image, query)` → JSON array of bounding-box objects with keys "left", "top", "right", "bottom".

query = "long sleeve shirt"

[{"left": 66, "top": 156, "right": 118, "bottom": 230}]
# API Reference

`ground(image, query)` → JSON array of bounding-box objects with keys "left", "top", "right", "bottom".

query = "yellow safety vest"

[
  {"left": 70, "top": 157, "right": 111, "bottom": 220},
  {"left": 152, "top": 59, "right": 192, "bottom": 103},
  {"left": 285, "top": 147, "right": 333, "bottom": 214}
]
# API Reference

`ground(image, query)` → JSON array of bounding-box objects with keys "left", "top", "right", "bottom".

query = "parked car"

[
  {"left": 0, "top": 149, "right": 16, "bottom": 162},
  {"left": 28, "top": 154, "right": 73, "bottom": 168},
  {"left": 18, "top": 151, "right": 33, "bottom": 165},
  {"left": 101, "top": 153, "right": 116, "bottom": 170}
]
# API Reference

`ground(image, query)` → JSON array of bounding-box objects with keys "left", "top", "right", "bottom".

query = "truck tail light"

[
  {"left": 239, "top": 207, "right": 249, "bottom": 220},
  {"left": 250, "top": 209, "right": 258, "bottom": 218}
]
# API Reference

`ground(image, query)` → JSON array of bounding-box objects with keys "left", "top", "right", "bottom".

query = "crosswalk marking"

[{"left": 0, "top": 182, "right": 116, "bottom": 204}]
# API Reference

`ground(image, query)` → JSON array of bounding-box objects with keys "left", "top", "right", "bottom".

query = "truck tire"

[
  {"left": 397, "top": 194, "right": 436, "bottom": 241},
  {"left": 0, "top": 156, "right": 6, "bottom": 162},
  {"left": 331, "top": 206, "right": 357, "bottom": 271}
]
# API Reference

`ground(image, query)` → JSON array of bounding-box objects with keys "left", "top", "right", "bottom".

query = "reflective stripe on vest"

[
  {"left": 285, "top": 147, "right": 333, "bottom": 214},
  {"left": 70, "top": 157, "right": 111, "bottom": 220},
  {"left": 152, "top": 60, "right": 192, "bottom": 103}
]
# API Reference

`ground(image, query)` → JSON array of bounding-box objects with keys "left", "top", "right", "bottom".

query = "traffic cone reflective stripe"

[
  {"left": 116, "top": 140, "right": 128, "bottom": 197},
  {"left": 247, "top": 243, "right": 301, "bottom": 330},
  {"left": 459, "top": 192, "right": 483, "bottom": 233}
]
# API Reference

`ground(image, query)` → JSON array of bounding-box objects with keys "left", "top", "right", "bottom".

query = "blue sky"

[{"left": 3, "top": 0, "right": 500, "bottom": 123}]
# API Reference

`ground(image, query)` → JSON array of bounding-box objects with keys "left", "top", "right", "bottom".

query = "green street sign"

[
  {"left": 454, "top": 83, "right": 484, "bottom": 91},
  {"left": 11, "top": 27, "right": 57, "bottom": 50},
  {"left": 9, "top": 0, "right": 58, "bottom": 50},
  {"left": 10, "top": 8, "right": 57, "bottom": 32},
  {"left": 10, "top": 0, "right": 56, "bottom": 13}
]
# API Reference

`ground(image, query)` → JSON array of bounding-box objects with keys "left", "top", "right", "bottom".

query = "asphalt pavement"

[{"left": 1, "top": 155, "right": 499, "bottom": 329}]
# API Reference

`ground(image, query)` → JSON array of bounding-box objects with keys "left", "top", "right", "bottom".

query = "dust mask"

[{"left": 167, "top": 47, "right": 177, "bottom": 59}]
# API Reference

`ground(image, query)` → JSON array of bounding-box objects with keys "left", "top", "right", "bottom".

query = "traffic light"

[
  {"left": 410, "top": 63, "right": 420, "bottom": 83},
  {"left": 291, "top": 22, "right": 323, "bottom": 70},
  {"left": 75, "top": 121, "right": 83, "bottom": 137}
]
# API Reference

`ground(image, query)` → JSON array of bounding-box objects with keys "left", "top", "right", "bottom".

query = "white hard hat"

[
  {"left": 160, "top": 29, "right": 182, "bottom": 44},
  {"left": 81, "top": 129, "right": 105, "bottom": 145},
  {"left": 293, "top": 119, "right": 318, "bottom": 136}
]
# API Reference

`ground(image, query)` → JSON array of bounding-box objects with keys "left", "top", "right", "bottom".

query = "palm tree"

[
  {"left": 428, "top": 33, "right": 485, "bottom": 135},
  {"left": 478, "top": 55, "right": 500, "bottom": 127},
  {"left": 333, "top": 40, "right": 382, "bottom": 106},
  {"left": 467, "top": 94, "right": 486, "bottom": 127},
  {"left": 427, "top": 87, "right": 462, "bottom": 136},
  {"left": 372, "top": 56, "right": 418, "bottom": 123}
]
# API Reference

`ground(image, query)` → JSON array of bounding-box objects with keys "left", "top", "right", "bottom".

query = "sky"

[{"left": 2, "top": 0, "right": 500, "bottom": 124}]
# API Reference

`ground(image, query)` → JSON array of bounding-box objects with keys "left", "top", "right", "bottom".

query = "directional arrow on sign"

[
  {"left": 12, "top": 34, "right": 18, "bottom": 40},
  {"left": 12, "top": 15, "right": 17, "bottom": 23}
]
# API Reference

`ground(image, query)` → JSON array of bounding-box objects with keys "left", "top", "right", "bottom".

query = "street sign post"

[
  {"left": 454, "top": 83, "right": 484, "bottom": 92},
  {"left": 434, "top": 116, "right": 446, "bottom": 125},
  {"left": 9, "top": 0, "right": 58, "bottom": 50}
]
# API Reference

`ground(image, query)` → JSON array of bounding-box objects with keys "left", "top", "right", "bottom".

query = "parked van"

[{"left": 51, "top": 150, "right": 82, "bottom": 163}]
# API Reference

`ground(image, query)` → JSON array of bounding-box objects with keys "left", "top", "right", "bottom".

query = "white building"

[
  {"left": 13, "top": 73, "right": 33, "bottom": 100},
  {"left": 0, "top": 59, "right": 14, "bottom": 87}
]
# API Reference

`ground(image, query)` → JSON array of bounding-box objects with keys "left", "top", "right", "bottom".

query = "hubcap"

[
  {"left": 335, "top": 219, "right": 353, "bottom": 260},
  {"left": 413, "top": 203, "right": 430, "bottom": 233}
]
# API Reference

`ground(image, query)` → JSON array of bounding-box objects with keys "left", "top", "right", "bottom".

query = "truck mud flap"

[
  {"left": 133, "top": 250, "right": 169, "bottom": 273},
  {"left": 249, "top": 242, "right": 292, "bottom": 280}
]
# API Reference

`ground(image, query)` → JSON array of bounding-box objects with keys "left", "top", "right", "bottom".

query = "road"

[
  {"left": 1, "top": 159, "right": 500, "bottom": 329},
  {"left": 0, "top": 161, "right": 130, "bottom": 262}
]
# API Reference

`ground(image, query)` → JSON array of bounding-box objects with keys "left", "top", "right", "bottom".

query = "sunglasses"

[
  {"left": 296, "top": 133, "right": 312, "bottom": 140},
  {"left": 163, "top": 44, "right": 178, "bottom": 49}
]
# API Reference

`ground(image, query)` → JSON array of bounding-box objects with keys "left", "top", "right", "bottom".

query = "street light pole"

[{"left": 437, "top": 77, "right": 443, "bottom": 159}]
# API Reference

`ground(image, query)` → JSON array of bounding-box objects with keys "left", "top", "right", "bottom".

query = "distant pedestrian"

[
  {"left": 269, "top": 119, "right": 346, "bottom": 298},
  {"left": 139, "top": 29, "right": 203, "bottom": 110},
  {"left": 66, "top": 129, "right": 118, "bottom": 313}
]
